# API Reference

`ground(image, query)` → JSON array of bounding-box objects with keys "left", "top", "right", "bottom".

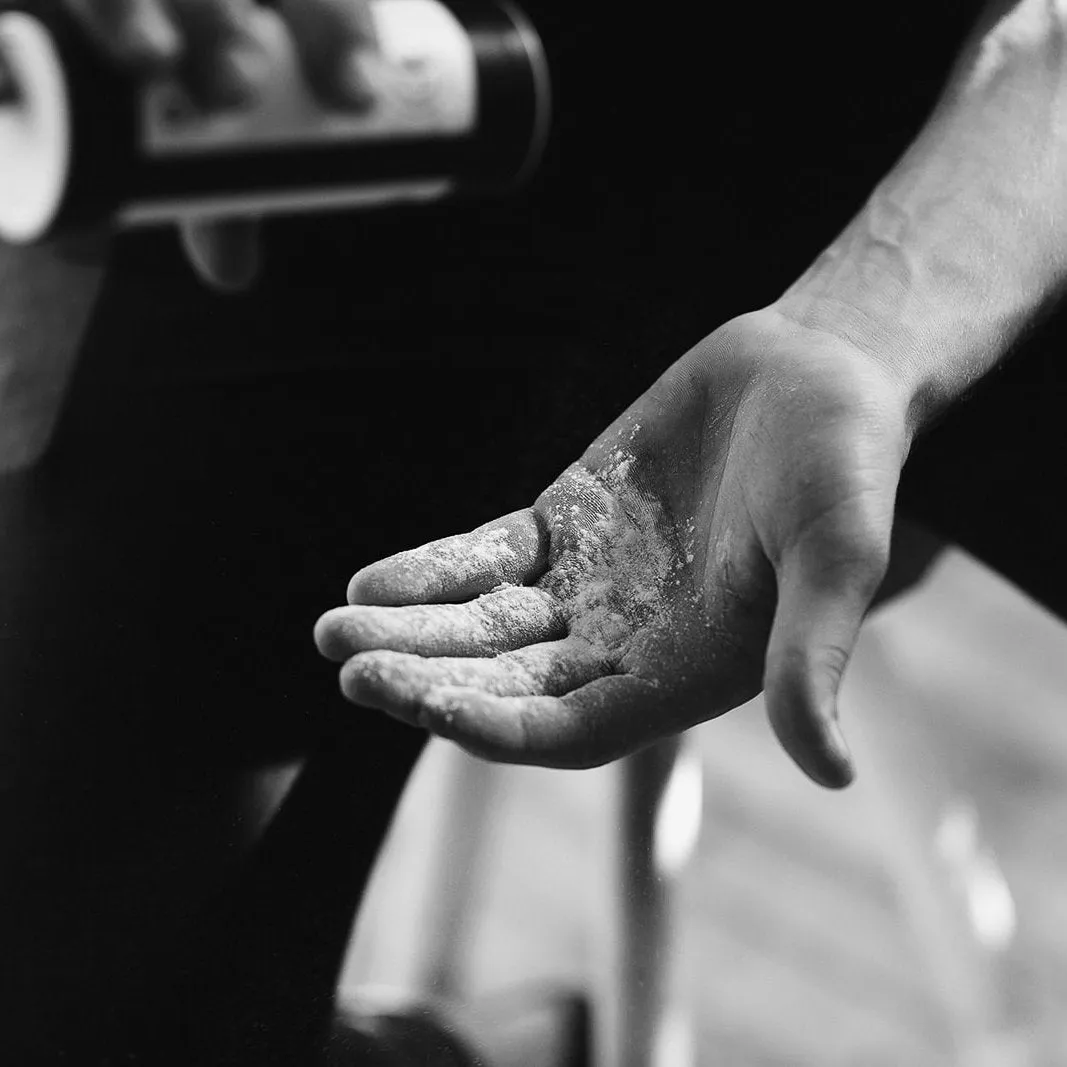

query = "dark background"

[
  {"left": 74, "top": 0, "right": 1067, "bottom": 625},
  {"left": 11, "top": 3, "right": 1066, "bottom": 1059}
]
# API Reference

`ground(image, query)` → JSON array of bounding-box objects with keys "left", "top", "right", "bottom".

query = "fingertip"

[
  {"left": 765, "top": 670, "right": 856, "bottom": 789},
  {"left": 278, "top": 0, "right": 379, "bottom": 109},
  {"left": 180, "top": 218, "right": 261, "bottom": 293},
  {"left": 140, "top": 4, "right": 183, "bottom": 65},
  {"left": 805, "top": 740, "right": 856, "bottom": 790},
  {"left": 346, "top": 568, "right": 376, "bottom": 605},
  {"left": 336, "top": 651, "right": 428, "bottom": 731},
  {"left": 179, "top": 37, "right": 271, "bottom": 115},
  {"left": 776, "top": 714, "right": 856, "bottom": 790},
  {"left": 826, "top": 720, "right": 857, "bottom": 788},
  {"left": 313, "top": 608, "right": 348, "bottom": 661},
  {"left": 74, "top": 1, "right": 182, "bottom": 73},
  {"left": 338, "top": 654, "right": 387, "bottom": 707},
  {"left": 345, "top": 561, "right": 409, "bottom": 605}
]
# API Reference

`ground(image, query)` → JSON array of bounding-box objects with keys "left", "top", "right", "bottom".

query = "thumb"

[
  {"left": 178, "top": 216, "right": 262, "bottom": 293},
  {"left": 764, "top": 520, "right": 890, "bottom": 789}
]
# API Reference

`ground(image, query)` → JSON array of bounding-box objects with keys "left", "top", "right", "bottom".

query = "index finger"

[
  {"left": 64, "top": 0, "right": 182, "bottom": 70},
  {"left": 277, "top": 0, "right": 378, "bottom": 108},
  {"left": 347, "top": 508, "right": 550, "bottom": 606}
]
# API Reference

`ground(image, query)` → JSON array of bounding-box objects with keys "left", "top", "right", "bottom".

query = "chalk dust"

[{"left": 352, "top": 421, "right": 701, "bottom": 701}]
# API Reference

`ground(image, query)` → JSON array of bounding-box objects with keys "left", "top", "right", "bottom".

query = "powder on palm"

[{"left": 348, "top": 426, "right": 700, "bottom": 701}]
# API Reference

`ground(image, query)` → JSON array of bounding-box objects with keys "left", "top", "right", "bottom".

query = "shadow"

[{"left": 152, "top": 719, "right": 425, "bottom": 1067}]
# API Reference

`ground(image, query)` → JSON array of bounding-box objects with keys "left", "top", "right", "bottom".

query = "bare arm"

[
  {"left": 314, "top": 0, "right": 1067, "bottom": 786},
  {"left": 778, "top": 0, "right": 1067, "bottom": 429}
]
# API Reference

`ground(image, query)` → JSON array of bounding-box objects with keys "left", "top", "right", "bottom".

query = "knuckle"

[
  {"left": 71, "top": 0, "right": 181, "bottom": 65},
  {"left": 276, "top": 0, "right": 375, "bottom": 104},
  {"left": 822, "top": 526, "right": 889, "bottom": 590}
]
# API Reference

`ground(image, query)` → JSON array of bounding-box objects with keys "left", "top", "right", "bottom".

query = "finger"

[
  {"left": 168, "top": 0, "right": 270, "bottom": 110},
  {"left": 65, "top": 0, "right": 182, "bottom": 70},
  {"left": 338, "top": 638, "right": 607, "bottom": 726},
  {"left": 277, "top": 0, "right": 378, "bottom": 108},
  {"left": 178, "top": 216, "right": 261, "bottom": 292},
  {"left": 314, "top": 585, "right": 566, "bottom": 661},
  {"left": 348, "top": 509, "right": 550, "bottom": 607},
  {"left": 763, "top": 523, "right": 890, "bottom": 790},
  {"left": 419, "top": 674, "right": 666, "bottom": 769}
]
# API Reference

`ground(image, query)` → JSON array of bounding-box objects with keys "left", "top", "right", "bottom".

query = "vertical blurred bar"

[
  {"left": 596, "top": 737, "right": 699, "bottom": 1067},
  {"left": 417, "top": 745, "right": 502, "bottom": 1001}
]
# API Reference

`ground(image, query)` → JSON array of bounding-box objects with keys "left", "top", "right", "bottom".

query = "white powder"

[
  {"left": 536, "top": 445, "right": 686, "bottom": 670},
  {"left": 350, "top": 434, "right": 701, "bottom": 702},
  {"left": 359, "top": 522, "right": 521, "bottom": 603},
  {"left": 337, "top": 585, "right": 563, "bottom": 657}
]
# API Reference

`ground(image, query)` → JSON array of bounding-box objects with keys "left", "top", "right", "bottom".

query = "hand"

[
  {"left": 63, "top": 0, "right": 380, "bottom": 290},
  {"left": 314, "top": 307, "right": 914, "bottom": 788}
]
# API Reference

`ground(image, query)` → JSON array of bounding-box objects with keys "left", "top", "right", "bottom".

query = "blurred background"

[
  {"left": 342, "top": 545, "right": 1067, "bottom": 1066},
  {"left": 7, "top": 0, "right": 1067, "bottom": 1062}
]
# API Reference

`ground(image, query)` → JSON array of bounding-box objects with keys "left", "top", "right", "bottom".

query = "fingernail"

[
  {"left": 122, "top": 8, "right": 182, "bottom": 68},
  {"left": 140, "top": 8, "right": 182, "bottom": 63}
]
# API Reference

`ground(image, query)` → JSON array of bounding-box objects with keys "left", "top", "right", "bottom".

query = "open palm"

[{"left": 315, "top": 309, "right": 912, "bottom": 787}]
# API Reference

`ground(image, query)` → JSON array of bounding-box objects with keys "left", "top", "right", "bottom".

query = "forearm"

[
  {"left": 0, "top": 238, "right": 107, "bottom": 472},
  {"left": 776, "top": 0, "right": 1067, "bottom": 433}
]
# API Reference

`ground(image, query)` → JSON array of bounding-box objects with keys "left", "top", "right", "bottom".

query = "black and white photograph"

[{"left": 2, "top": 0, "right": 1067, "bottom": 1063}]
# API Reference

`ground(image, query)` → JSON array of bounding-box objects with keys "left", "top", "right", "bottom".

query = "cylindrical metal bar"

[
  {"left": 596, "top": 736, "right": 701, "bottom": 1067},
  {"left": 0, "top": 0, "right": 550, "bottom": 243}
]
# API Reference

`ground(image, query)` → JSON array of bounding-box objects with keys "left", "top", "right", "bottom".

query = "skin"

[
  {"left": 0, "top": 0, "right": 380, "bottom": 471},
  {"left": 316, "top": 0, "right": 1067, "bottom": 788},
  {"left": 0, "top": 0, "right": 1063, "bottom": 1058},
  {"left": 317, "top": 312, "right": 908, "bottom": 788},
  {"left": 62, "top": 0, "right": 380, "bottom": 289},
  {"left": 0, "top": 15, "right": 395, "bottom": 1062}
]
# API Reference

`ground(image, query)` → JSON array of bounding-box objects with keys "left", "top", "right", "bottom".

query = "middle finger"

[
  {"left": 315, "top": 585, "right": 567, "bottom": 661},
  {"left": 168, "top": 0, "right": 270, "bottom": 109}
]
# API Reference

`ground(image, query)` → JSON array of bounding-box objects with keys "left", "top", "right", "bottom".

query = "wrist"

[
  {"left": 771, "top": 278, "right": 946, "bottom": 440},
  {"left": 772, "top": 202, "right": 1023, "bottom": 436}
]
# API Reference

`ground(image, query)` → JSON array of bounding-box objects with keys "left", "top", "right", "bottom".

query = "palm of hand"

[{"left": 316, "top": 314, "right": 908, "bottom": 785}]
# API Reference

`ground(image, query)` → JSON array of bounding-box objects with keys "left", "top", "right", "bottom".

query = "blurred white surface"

[{"left": 341, "top": 546, "right": 1067, "bottom": 1066}]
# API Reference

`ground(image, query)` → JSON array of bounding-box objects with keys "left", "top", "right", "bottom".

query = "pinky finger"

[{"left": 419, "top": 674, "right": 668, "bottom": 769}]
